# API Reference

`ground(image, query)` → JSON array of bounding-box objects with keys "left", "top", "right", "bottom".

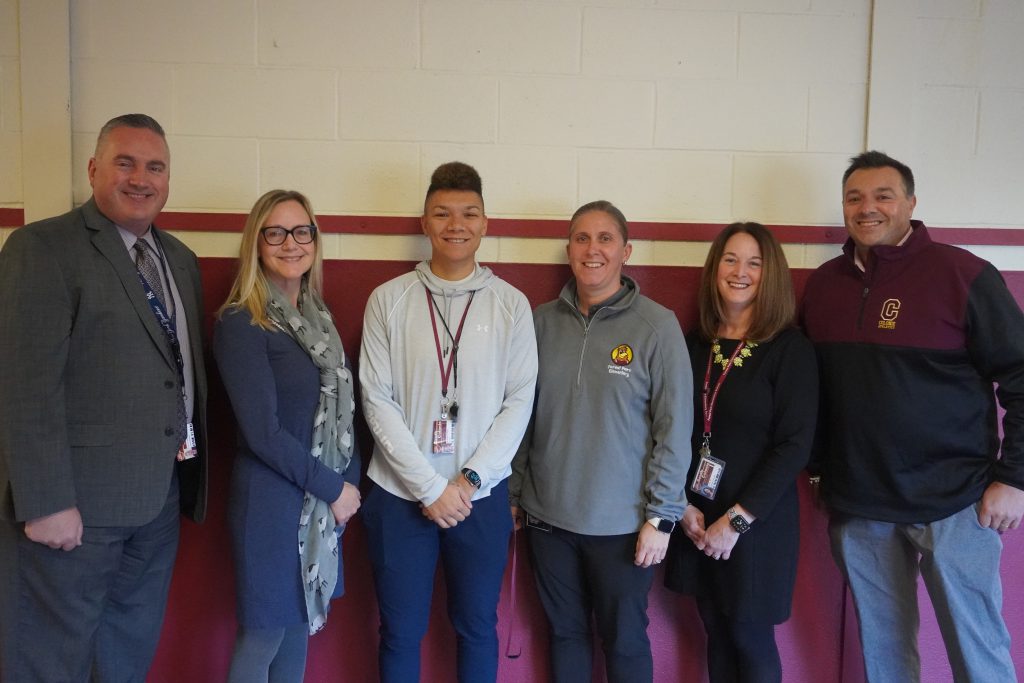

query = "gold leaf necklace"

[{"left": 710, "top": 338, "right": 758, "bottom": 370}]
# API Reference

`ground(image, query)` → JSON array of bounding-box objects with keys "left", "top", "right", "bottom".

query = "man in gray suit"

[{"left": 0, "top": 113, "right": 208, "bottom": 682}]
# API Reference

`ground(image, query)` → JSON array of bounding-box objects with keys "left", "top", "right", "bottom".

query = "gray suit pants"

[{"left": 0, "top": 472, "right": 180, "bottom": 683}]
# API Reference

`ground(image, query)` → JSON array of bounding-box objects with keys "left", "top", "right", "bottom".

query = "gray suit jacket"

[{"left": 0, "top": 198, "right": 208, "bottom": 526}]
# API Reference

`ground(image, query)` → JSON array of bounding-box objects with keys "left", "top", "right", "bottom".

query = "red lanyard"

[
  {"left": 702, "top": 341, "right": 747, "bottom": 436},
  {"left": 425, "top": 287, "right": 475, "bottom": 398}
]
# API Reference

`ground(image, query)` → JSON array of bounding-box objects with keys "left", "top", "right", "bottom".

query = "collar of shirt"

[
  {"left": 853, "top": 225, "right": 913, "bottom": 272},
  {"left": 117, "top": 224, "right": 159, "bottom": 256},
  {"left": 575, "top": 280, "right": 631, "bottom": 320}
]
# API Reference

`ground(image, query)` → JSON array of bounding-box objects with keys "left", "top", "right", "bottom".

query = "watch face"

[
  {"left": 729, "top": 515, "right": 750, "bottom": 534},
  {"left": 462, "top": 468, "right": 481, "bottom": 488},
  {"left": 656, "top": 519, "right": 674, "bottom": 533}
]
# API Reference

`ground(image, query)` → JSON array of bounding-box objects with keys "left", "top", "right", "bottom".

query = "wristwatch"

[
  {"left": 461, "top": 468, "right": 482, "bottom": 489},
  {"left": 647, "top": 517, "right": 675, "bottom": 534},
  {"left": 727, "top": 507, "right": 751, "bottom": 534}
]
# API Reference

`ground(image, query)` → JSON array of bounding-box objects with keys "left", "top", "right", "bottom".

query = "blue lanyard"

[{"left": 136, "top": 258, "right": 186, "bottom": 389}]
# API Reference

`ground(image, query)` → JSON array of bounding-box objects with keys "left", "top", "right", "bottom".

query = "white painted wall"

[
  {"left": 868, "top": 0, "right": 1024, "bottom": 227},
  {"left": 0, "top": 0, "right": 22, "bottom": 207},
  {"left": 2, "top": 0, "right": 1023, "bottom": 268}
]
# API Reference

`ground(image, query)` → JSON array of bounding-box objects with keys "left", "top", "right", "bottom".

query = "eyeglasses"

[{"left": 260, "top": 225, "right": 317, "bottom": 245}]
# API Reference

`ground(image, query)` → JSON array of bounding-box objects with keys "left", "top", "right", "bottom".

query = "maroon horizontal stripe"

[
  {"left": 4, "top": 207, "right": 1024, "bottom": 247},
  {"left": 0, "top": 208, "right": 24, "bottom": 225},
  {"left": 156, "top": 212, "right": 850, "bottom": 241},
  {"left": 149, "top": 212, "right": 1024, "bottom": 246}
]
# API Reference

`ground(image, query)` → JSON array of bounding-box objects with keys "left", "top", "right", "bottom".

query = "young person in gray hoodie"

[
  {"left": 359, "top": 162, "right": 538, "bottom": 682},
  {"left": 510, "top": 200, "right": 692, "bottom": 683}
]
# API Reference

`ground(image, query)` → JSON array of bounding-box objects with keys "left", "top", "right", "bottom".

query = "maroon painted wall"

[{"left": 149, "top": 259, "right": 1024, "bottom": 682}]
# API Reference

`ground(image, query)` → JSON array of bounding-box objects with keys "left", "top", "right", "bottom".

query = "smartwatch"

[
  {"left": 647, "top": 517, "right": 675, "bottom": 534},
  {"left": 727, "top": 507, "right": 751, "bottom": 534},
  {"left": 461, "top": 468, "right": 482, "bottom": 489}
]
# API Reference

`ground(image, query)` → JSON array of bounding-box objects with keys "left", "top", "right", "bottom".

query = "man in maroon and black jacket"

[{"left": 802, "top": 150, "right": 1024, "bottom": 682}]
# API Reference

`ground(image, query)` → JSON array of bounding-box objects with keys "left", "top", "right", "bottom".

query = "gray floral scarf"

[{"left": 266, "top": 280, "right": 354, "bottom": 635}]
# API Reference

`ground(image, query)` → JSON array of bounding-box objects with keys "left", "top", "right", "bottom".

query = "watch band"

[
  {"left": 647, "top": 517, "right": 675, "bottom": 534},
  {"left": 727, "top": 507, "right": 751, "bottom": 534}
]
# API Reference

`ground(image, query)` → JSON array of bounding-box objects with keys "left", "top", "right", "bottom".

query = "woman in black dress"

[{"left": 665, "top": 222, "right": 817, "bottom": 683}]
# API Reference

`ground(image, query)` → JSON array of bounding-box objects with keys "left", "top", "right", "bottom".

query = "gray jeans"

[{"left": 829, "top": 503, "right": 1016, "bottom": 683}]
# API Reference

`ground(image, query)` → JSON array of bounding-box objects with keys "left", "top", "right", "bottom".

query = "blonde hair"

[
  {"left": 217, "top": 190, "right": 324, "bottom": 329},
  {"left": 697, "top": 222, "right": 795, "bottom": 343}
]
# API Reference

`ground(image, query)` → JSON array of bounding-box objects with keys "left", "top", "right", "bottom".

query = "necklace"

[{"left": 711, "top": 338, "right": 758, "bottom": 370}]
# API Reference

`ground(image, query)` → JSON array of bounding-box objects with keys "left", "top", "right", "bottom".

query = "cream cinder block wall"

[
  {"left": 0, "top": 0, "right": 22, "bottom": 208},
  {"left": 3, "top": 0, "right": 1023, "bottom": 270},
  {"left": 868, "top": 0, "right": 1024, "bottom": 228}
]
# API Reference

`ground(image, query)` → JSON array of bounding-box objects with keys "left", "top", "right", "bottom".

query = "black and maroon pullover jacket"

[{"left": 802, "top": 221, "right": 1024, "bottom": 523}]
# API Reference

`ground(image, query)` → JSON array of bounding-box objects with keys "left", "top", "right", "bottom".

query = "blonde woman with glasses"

[{"left": 215, "top": 190, "right": 361, "bottom": 682}]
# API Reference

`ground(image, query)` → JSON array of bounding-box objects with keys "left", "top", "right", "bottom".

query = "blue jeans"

[
  {"left": 362, "top": 480, "right": 512, "bottom": 683},
  {"left": 829, "top": 503, "right": 1016, "bottom": 683}
]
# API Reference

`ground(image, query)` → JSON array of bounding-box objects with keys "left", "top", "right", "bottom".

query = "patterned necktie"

[
  {"left": 134, "top": 239, "right": 167, "bottom": 310},
  {"left": 134, "top": 239, "right": 187, "bottom": 448}
]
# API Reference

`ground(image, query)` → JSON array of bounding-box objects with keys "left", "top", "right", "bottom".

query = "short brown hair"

[
  {"left": 424, "top": 161, "right": 483, "bottom": 211},
  {"left": 697, "top": 222, "right": 794, "bottom": 343}
]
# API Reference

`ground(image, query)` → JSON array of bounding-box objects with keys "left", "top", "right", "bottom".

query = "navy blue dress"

[{"left": 214, "top": 308, "right": 360, "bottom": 629}]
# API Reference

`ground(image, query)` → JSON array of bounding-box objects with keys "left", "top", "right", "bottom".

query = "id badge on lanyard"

[
  {"left": 432, "top": 419, "right": 455, "bottom": 454},
  {"left": 689, "top": 340, "right": 748, "bottom": 500},
  {"left": 690, "top": 436, "right": 725, "bottom": 500},
  {"left": 433, "top": 398, "right": 458, "bottom": 454},
  {"left": 426, "top": 287, "right": 474, "bottom": 454},
  {"left": 177, "top": 423, "right": 198, "bottom": 461}
]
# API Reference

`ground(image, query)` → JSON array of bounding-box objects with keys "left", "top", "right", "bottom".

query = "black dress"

[{"left": 664, "top": 327, "right": 817, "bottom": 623}]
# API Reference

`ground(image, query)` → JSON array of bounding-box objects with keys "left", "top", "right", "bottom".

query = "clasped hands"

[
  {"left": 330, "top": 482, "right": 361, "bottom": 527},
  {"left": 681, "top": 504, "right": 739, "bottom": 561},
  {"left": 421, "top": 477, "right": 475, "bottom": 529}
]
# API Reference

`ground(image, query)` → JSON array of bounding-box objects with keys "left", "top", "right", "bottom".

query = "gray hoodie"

[{"left": 360, "top": 261, "right": 538, "bottom": 505}]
